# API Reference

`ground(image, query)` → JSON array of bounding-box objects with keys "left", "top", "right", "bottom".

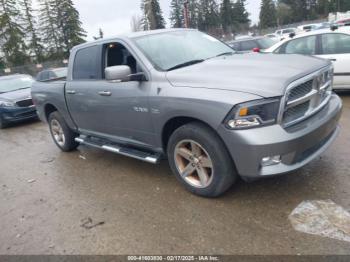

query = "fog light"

[{"left": 261, "top": 155, "right": 281, "bottom": 167}]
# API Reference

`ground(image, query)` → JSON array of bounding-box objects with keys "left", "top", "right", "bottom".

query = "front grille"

[
  {"left": 16, "top": 99, "right": 33, "bottom": 107},
  {"left": 281, "top": 67, "right": 333, "bottom": 127},
  {"left": 283, "top": 101, "right": 310, "bottom": 125},
  {"left": 287, "top": 80, "right": 313, "bottom": 101}
]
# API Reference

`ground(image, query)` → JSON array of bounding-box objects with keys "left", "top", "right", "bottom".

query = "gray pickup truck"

[{"left": 32, "top": 29, "right": 342, "bottom": 197}]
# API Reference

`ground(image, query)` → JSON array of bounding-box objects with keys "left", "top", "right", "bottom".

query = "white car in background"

[
  {"left": 266, "top": 27, "right": 350, "bottom": 90},
  {"left": 274, "top": 28, "right": 298, "bottom": 41}
]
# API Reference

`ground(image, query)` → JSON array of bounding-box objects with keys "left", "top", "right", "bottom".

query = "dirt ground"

[{"left": 0, "top": 93, "right": 349, "bottom": 255}]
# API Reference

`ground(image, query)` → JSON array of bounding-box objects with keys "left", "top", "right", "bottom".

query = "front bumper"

[
  {"left": 218, "top": 94, "right": 343, "bottom": 178},
  {"left": 0, "top": 106, "right": 38, "bottom": 123}
]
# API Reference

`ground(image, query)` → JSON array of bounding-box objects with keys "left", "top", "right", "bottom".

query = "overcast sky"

[{"left": 34, "top": 0, "right": 261, "bottom": 41}]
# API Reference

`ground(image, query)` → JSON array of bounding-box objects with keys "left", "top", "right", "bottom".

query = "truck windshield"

[
  {"left": 0, "top": 76, "right": 34, "bottom": 94},
  {"left": 133, "top": 30, "right": 234, "bottom": 71}
]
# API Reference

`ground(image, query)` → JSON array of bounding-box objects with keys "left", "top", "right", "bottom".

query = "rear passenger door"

[
  {"left": 65, "top": 43, "right": 155, "bottom": 147},
  {"left": 279, "top": 35, "right": 317, "bottom": 55},
  {"left": 317, "top": 33, "right": 350, "bottom": 88}
]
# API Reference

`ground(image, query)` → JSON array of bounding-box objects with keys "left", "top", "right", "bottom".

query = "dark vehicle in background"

[
  {"left": 228, "top": 37, "right": 278, "bottom": 53},
  {"left": 0, "top": 74, "right": 37, "bottom": 129},
  {"left": 36, "top": 67, "right": 67, "bottom": 82}
]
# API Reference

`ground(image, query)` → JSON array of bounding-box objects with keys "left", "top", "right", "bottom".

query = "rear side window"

[
  {"left": 284, "top": 36, "right": 317, "bottom": 55},
  {"left": 321, "top": 33, "right": 350, "bottom": 54},
  {"left": 73, "top": 46, "right": 99, "bottom": 80},
  {"left": 240, "top": 40, "right": 258, "bottom": 51},
  {"left": 230, "top": 42, "right": 240, "bottom": 51}
]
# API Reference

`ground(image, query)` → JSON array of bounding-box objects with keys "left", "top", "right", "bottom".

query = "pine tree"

[
  {"left": 19, "top": 0, "right": 44, "bottom": 63},
  {"left": 259, "top": 0, "right": 277, "bottom": 29},
  {"left": 39, "top": 0, "right": 86, "bottom": 59},
  {"left": 38, "top": 0, "right": 63, "bottom": 59},
  {"left": 187, "top": 0, "right": 199, "bottom": 28},
  {"left": 59, "top": 0, "right": 86, "bottom": 53},
  {"left": 141, "top": 0, "right": 166, "bottom": 30},
  {"left": 232, "top": 0, "right": 250, "bottom": 26},
  {"left": 220, "top": 0, "right": 234, "bottom": 33},
  {"left": 170, "top": 0, "right": 184, "bottom": 28},
  {"left": 0, "top": 0, "right": 29, "bottom": 66},
  {"left": 197, "top": 0, "right": 220, "bottom": 32}
]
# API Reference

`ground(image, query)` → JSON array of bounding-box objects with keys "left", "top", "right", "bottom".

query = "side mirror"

[
  {"left": 129, "top": 72, "right": 147, "bottom": 82},
  {"left": 252, "top": 47, "right": 260, "bottom": 53},
  {"left": 105, "top": 65, "right": 131, "bottom": 81}
]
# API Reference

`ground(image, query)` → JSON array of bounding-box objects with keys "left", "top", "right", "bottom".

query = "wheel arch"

[
  {"left": 44, "top": 103, "right": 59, "bottom": 122},
  {"left": 161, "top": 116, "right": 219, "bottom": 152}
]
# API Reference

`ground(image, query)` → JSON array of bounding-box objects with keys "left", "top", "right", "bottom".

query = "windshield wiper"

[
  {"left": 167, "top": 59, "right": 205, "bottom": 71},
  {"left": 216, "top": 52, "right": 234, "bottom": 57}
]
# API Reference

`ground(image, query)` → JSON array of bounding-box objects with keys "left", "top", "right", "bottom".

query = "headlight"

[
  {"left": 0, "top": 100, "right": 15, "bottom": 107},
  {"left": 224, "top": 98, "right": 281, "bottom": 129}
]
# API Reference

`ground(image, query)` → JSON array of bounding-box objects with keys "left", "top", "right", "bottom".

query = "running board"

[{"left": 75, "top": 137, "right": 161, "bottom": 164}]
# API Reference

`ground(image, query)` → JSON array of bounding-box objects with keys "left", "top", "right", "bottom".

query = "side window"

[
  {"left": 240, "top": 40, "right": 258, "bottom": 51},
  {"left": 230, "top": 42, "right": 240, "bottom": 51},
  {"left": 104, "top": 43, "right": 139, "bottom": 75},
  {"left": 284, "top": 36, "right": 317, "bottom": 55},
  {"left": 73, "top": 45, "right": 99, "bottom": 80},
  {"left": 321, "top": 33, "right": 350, "bottom": 54}
]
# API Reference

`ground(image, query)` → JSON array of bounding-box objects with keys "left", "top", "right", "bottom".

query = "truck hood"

[
  {"left": 0, "top": 88, "right": 32, "bottom": 102},
  {"left": 166, "top": 54, "right": 330, "bottom": 98}
]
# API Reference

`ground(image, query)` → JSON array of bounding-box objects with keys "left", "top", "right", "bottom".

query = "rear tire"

[
  {"left": 167, "top": 122, "right": 237, "bottom": 198},
  {"left": 48, "top": 111, "right": 79, "bottom": 152}
]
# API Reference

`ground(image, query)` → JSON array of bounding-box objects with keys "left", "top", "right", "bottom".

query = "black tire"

[
  {"left": 48, "top": 111, "right": 79, "bottom": 152},
  {"left": 167, "top": 122, "right": 237, "bottom": 198},
  {"left": 0, "top": 114, "right": 7, "bottom": 129}
]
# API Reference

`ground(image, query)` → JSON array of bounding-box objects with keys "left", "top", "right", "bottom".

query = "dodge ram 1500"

[{"left": 32, "top": 29, "right": 342, "bottom": 197}]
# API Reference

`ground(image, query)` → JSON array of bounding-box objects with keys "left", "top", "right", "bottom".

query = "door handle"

[
  {"left": 329, "top": 58, "right": 337, "bottom": 62},
  {"left": 66, "top": 90, "right": 76, "bottom": 94},
  {"left": 98, "top": 91, "right": 112, "bottom": 96}
]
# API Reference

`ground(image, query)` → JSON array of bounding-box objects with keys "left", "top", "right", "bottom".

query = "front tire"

[
  {"left": 48, "top": 111, "right": 79, "bottom": 152},
  {"left": 167, "top": 122, "right": 237, "bottom": 197}
]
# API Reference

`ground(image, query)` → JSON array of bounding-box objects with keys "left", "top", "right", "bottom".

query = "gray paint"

[{"left": 31, "top": 29, "right": 342, "bottom": 178}]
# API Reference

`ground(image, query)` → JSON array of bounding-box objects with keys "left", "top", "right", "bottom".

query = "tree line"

[
  {"left": 260, "top": 0, "right": 350, "bottom": 29},
  {"left": 139, "top": 0, "right": 250, "bottom": 34},
  {"left": 0, "top": 0, "right": 86, "bottom": 68},
  {"left": 140, "top": 0, "right": 350, "bottom": 35}
]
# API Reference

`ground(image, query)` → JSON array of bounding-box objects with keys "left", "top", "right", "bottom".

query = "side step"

[{"left": 75, "top": 137, "right": 161, "bottom": 164}]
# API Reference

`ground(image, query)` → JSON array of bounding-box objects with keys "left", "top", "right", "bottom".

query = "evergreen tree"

[
  {"left": 19, "top": 0, "right": 44, "bottom": 62},
  {"left": 232, "top": 0, "right": 250, "bottom": 26},
  {"left": 187, "top": 0, "right": 199, "bottom": 28},
  {"left": 259, "top": 0, "right": 277, "bottom": 29},
  {"left": 38, "top": 0, "right": 62, "bottom": 59},
  {"left": 220, "top": 0, "right": 234, "bottom": 33},
  {"left": 141, "top": 0, "right": 166, "bottom": 30},
  {"left": 197, "top": 0, "right": 220, "bottom": 32},
  {"left": 170, "top": 0, "right": 184, "bottom": 28},
  {"left": 59, "top": 0, "right": 86, "bottom": 53},
  {"left": 0, "top": 0, "right": 29, "bottom": 66},
  {"left": 39, "top": 0, "right": 86, "bottom": 59}
]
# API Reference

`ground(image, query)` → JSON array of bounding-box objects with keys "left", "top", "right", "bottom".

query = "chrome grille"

[
  {"left": 287, "top": 80, "right": 313, "bottom": 101},
  {"left": 16, "top": 99, "right": 33, "bottom": 107},
  {"left": 281, "top": 67, "right": 333, "bottom": 127},
  {"left": 283, "top": 101, "right": 310, "bottom": 124}
]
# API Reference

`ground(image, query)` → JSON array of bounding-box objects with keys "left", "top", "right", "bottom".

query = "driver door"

[{"left": 65, "top": 42, "right": 155, "bottom": 147}]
